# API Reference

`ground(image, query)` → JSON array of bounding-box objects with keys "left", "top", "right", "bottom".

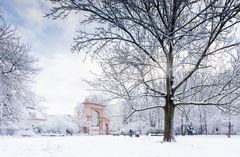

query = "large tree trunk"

[{"left": 163, "top": 100, "right": 175, "bottom": 142}]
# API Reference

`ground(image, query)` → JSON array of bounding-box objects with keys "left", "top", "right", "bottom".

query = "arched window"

[{"left": 92, "top": 111, "right": 99, "bottom": 127}]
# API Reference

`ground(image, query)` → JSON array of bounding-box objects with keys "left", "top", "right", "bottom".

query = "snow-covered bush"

[
  {"left": 0, "top": 121, "right": 35, "bottom": 136},
  {"left": 35, "top": 115, "right": 79, "bottom": 135},
  {"left": 16, "top": 129, "right": 35, "bottom": 137},
  {"left": 0, "top": 121, "right": 19, "bottom": 135},
  {"left": 120, "top": 120, "right": 150, "bottom": 135}
]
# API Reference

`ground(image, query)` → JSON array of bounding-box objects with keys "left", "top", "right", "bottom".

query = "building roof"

[{"left": 27, "top": 108, "right": 46, "bottom": 120}]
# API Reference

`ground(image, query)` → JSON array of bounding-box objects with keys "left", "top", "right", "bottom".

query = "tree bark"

[
  {"left": 181, "top": 112, "right": 185, "bottom": 136},
  {"left": 180, "top": 111, "right": 187, "bottom": 136},
  {"left": 203, "top": 108, "right": 208, "bottom": 135},
  {"left": 163, "top": 99, "right": 175, "bottom": 142},
  {"left": 227, "top": 121, "right": 231, "bottom": 138}
]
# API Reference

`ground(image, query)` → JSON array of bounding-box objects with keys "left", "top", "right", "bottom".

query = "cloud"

[
  {"left": 2, "top": 0, "right": 101, "bottom": 114},
  {"left": 34, "top": 53, "right": 100, "bottom": 114},
  {"left": 12, "top": 0, "right": 44, "bottom": 27},
  {"left": 3, "top": 0, "right": 80, "bottom": 57}
]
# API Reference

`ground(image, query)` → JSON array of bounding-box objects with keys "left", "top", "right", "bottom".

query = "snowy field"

[{"left": 0, "top": 135, "right": 239, "bottom": 157}]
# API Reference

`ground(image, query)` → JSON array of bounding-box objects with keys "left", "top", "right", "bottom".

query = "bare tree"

[
  {"left": 47, "top": 0, "right": 240, "bottom": 141},
  {"left": 0, "top": 13, "right": 39, "bottom": 127}
]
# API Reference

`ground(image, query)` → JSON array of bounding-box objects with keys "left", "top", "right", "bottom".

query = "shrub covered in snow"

[
  {"left": 34, "top": 115, "right": 79, "bottom": 136},
  {"left": 0, "top": 121, "right": 35, "bottom": 136},
  {"left": 0, "top": 122, "right": 19, "bottom": 135}
]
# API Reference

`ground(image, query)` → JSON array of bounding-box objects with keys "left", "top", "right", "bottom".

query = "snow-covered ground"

[{"left": 0, "top": 135, "right": 239, "bottom": 157}]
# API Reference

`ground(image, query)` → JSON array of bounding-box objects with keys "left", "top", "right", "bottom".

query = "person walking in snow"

[{"left": 129, "top": 129, "right": 133, "bottom": 137}]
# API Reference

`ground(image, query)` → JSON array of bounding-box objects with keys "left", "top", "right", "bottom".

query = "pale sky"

[{"left": 1, "top": 0, "right": 101, "bottom": 114}]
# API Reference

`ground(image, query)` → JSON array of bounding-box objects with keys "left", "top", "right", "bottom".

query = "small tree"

[{"left": 74, "top": 103, "right": 88, "bottom": 133}]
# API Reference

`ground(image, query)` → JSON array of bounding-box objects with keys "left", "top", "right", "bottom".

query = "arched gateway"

[{"left": 83, "top": 101, "right": 110, "bottom": 135}]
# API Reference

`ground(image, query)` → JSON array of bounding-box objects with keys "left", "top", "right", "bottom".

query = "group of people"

[{"left": 128, "top": 129, "right": 140, "bottom": 137}]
